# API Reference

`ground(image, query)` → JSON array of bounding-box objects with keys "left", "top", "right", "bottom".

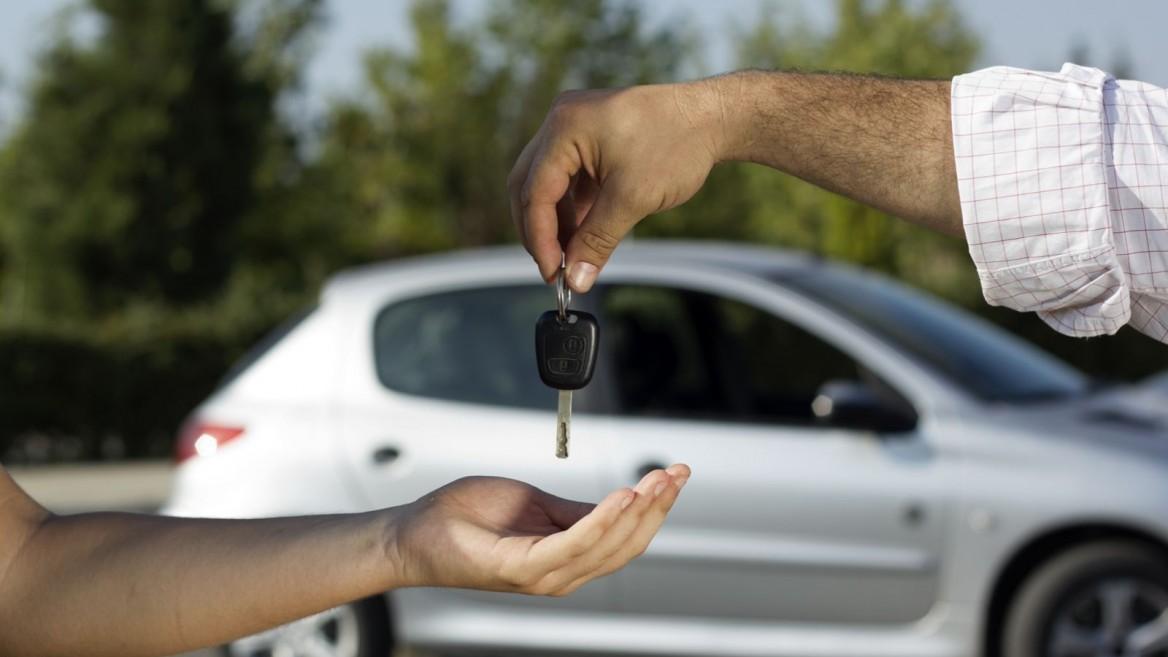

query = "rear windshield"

[
  {"left": 779, "top": 268, "right": 1089, "bottom": 402},
  {"left": 215, "top": 305, "right": 318, "bottom": 391}
]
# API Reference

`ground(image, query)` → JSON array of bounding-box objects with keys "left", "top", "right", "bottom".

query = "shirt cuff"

[{"left": 951, "top": 63, "right": 1130, "bottom": 338}]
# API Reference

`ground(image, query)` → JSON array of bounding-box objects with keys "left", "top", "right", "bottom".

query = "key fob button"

[{"left": 547, "top": 357, "right": 581, "bottom": 375}]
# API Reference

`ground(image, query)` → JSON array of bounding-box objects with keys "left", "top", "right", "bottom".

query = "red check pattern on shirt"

[{"left": 951, "top": 63, "right": 1168, "bottom": 344}]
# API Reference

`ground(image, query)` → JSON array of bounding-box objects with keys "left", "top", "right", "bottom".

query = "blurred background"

[
  {"left": 0, "top": 0, "right": 1165, "bottom": 464},
  {"left": 6, "top": 3, "right": 1168, "bottom": 657}
]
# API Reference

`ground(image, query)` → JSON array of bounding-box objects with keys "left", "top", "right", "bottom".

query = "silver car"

[{"left": 164, "top": 242, "right": 1168, "bottom": 657}]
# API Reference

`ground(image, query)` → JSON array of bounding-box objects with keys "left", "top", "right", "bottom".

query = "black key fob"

[{"left": 535, "top": 310, "right": 599, "bottom": 390}]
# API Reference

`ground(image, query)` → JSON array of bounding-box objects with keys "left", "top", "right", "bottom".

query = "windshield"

[{"left": 778, "top": 267, "right": 1089, "bottom": 402}]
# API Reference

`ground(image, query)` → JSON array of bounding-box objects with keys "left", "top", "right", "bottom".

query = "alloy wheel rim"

[
  {"left": 227, "top": 605, "right": 360, "bottom": 657},
  {"left": 1048, "top": 577, "right": 1168, "bottom": 657}
]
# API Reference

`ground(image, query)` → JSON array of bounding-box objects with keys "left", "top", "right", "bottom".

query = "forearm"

[
  {"left": 0, "top": 508, "right": 400, "bottom": 657},
  {"left": 708, "top": 70, "right": 963, "bottom": 236}
]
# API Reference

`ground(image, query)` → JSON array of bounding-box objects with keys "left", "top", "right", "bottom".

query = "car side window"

[
  {"left": 373, "top": 286, "right": 553, "bottom": 410},
  {"left": 599, "top": 284, "right": 863, "bottom": 424}
]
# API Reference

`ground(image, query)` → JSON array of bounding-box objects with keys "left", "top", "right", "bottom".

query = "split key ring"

[{"left": 556, "top": 267, "right": 571, "bottom": 321}]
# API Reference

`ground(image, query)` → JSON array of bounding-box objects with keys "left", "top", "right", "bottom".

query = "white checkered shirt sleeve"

[{"left": 951, "top": 63, "right": 1168, "bottom": 344}]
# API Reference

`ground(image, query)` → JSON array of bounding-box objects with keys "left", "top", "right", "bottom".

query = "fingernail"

[
  {"left": 567, "top": 262, "right": 598, "bottom": 293},
  {"left": 653, "top": 482, "right": 667, "bottom": 497},
  {"left": 621, "top": 493, "right": 635, "bottom": 509},
  {"left": 675, "top": 476, "right": 689, "bottom": 490}
]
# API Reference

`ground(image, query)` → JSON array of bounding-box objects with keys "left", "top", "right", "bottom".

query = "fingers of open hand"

[
  {"left": 524, "top": 487, "right": 649, "bottom": 596},
  {"left": 593, "top": 466, "right": 687, "bottom": 576},
  {"left": 505, "top": 464, "right": 690, "bottom": 596},
  {"left": 551, "top": 468, "right": 686, "bottom": 595},
  {"left": 526, "top": 486, "right": 632, "bottom": 575}
]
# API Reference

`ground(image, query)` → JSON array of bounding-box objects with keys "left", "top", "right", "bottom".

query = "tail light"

[{"left": 175, "top": 419, "right": 245, "bottom": 463}]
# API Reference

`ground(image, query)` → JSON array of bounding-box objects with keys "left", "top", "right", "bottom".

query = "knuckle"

[
  {"left": 548, "top": 94, "right": 582, "bottom": 127},
  {"left": 579, "top": 227, "right": 620, "bottom": 256},
  {"left": 448, "top": 475, "right": 479, "bottom": 488},
  {"left": 550, "top": 90, "right": 578, "bottom": 110},
  {"left": 507, "top": 167, "right": 524, "bottom": 192},
  {"left": 519, "top": 181, "right": 535, "bottom": 208},
  {"left": 588, "top": 520, "right": 613, "bottom": 542}
]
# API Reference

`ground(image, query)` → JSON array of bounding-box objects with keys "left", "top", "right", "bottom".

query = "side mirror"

[{"left": 812, "top": 380, "right": 917, "bottom": 434}]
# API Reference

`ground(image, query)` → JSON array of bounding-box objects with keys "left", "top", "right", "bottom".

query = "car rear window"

[{"left": 216, "top": 305, "right": 318, "bottom": 391}]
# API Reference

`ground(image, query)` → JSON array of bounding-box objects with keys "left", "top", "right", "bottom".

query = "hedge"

[{"left": 0, "top": 328, "right": 247, "bottom": 463}]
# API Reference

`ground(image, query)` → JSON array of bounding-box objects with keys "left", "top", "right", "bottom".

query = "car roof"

[{"left": 322, "top": 239, "right": 829, "bottom": 301}]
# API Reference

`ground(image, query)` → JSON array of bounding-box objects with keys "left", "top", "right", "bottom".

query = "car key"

[{"left": 535, "top": 268, "right": 599, "bottom": 458}]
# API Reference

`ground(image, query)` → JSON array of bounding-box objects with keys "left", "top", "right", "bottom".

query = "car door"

[
  {"left": 591, "top": 282, "right": 952, "bottom": 624},
  {"left": 337, "top": 282, "right": 612, "bottom": 611}
]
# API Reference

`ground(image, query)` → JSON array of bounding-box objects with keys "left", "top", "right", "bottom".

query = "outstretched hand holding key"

[{"left": 535, "top": 267, "right": 600, "bottom": 458}]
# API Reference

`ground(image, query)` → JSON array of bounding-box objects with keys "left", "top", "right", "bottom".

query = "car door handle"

[
  {"left": 371, "top": 446, "right": 401, "bottom": 465},
  {"left": 635, "top": 461, "right": 667, "bottom": 480}
]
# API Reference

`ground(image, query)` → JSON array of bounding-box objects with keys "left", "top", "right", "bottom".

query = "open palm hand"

[{"left": 392, "top": 465, "right": 689, "bottom": 596}]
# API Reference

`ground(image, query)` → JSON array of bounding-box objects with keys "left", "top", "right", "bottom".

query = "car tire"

[
  {"left": 1003, "top": 540, "right": 1168, "bottom": 657},
  {"left": 221, "top": 595, "right": 392, "bottom": 657}
]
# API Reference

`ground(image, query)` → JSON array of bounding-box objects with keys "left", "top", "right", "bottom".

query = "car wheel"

[
  {"left": 1004, "top": 541, "right": 1168, "bottom": 657},
  {"left": 222, "top": 595, "right": 391, "bottom": 657}
]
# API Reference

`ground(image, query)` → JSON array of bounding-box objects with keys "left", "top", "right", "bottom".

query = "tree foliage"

[
  {"left": 0, "top": 0, "right": 322, "bottom": 460},
  {"left": 300, "top": 0, "right": 689, "bottom": 261},
  {"left": 0, "top": 0, "right": 319, "bottom": 325}
]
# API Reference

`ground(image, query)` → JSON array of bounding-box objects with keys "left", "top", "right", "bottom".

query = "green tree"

[
  {"left": 0, "top": 0, "right": 319, "bottom": 325},
  {"left": 301, "top": 0, "right": 691, "bottom": 262},
  {"left": 0, "top": 0, "right": 322, "bottom": 461}
]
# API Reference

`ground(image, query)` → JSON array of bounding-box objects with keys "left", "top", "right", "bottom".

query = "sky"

[{"left": 0, "top": 0, "right": 1166, "bottom": 124}]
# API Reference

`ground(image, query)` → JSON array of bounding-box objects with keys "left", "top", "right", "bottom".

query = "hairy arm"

[
  {"left": 510, "top": 70, "right": 962, "bottom": 290},
  {"left": 0, "top": 462, "right": 688, "bottom": 657},
  {"left": 718, "top": 71, "right": 961, "bottom": 235}
]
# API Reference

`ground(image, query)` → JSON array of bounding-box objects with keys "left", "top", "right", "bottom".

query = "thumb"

[{"left": 564, "top": 186, "right": 643, "bottom": 293}]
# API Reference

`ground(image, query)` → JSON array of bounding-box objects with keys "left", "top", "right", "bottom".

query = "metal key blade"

[{"left": 556, "top": 389, "right": 572, "bottom": 459}]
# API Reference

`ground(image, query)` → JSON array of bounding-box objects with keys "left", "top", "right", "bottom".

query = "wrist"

[
  {"left": 704, "top": 70, "right": 771, "bottom": 164},
  {"left": 665, "top": 77, "right": 742, "bottom": 166},
  {"left": 376, "top": 505, "right": 419, "bottom": 589}
]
